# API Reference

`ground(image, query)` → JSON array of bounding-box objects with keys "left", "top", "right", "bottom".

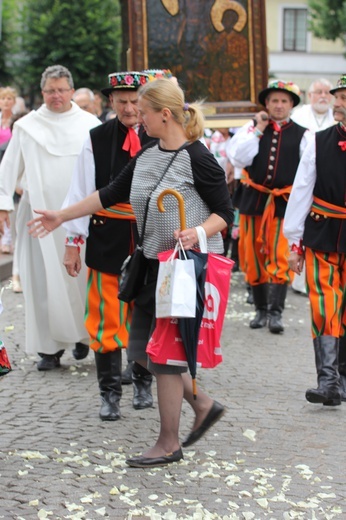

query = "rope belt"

[
  {"left": 241, "top": 169, "right": 292, "bottom": 252},
  {"left": 311, "top": 196, "right": 346, "bottom": 219}
]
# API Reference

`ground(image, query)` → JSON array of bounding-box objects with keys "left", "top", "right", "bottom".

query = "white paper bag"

[{"left": 156, "top": 242, "right": 196, "bottom": 318}]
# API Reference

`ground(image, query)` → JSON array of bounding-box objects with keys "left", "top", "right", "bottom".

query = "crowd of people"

[{"left": 0, "top": 64, "right": 345, "bottom": 468}]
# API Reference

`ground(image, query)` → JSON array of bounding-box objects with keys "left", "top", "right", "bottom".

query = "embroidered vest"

[
  {"left": 86, "top": 119, "right": 138, "bottom": 274},
  {"left": 303, "top": 125, "right": 346, "bottom": 253},
  {"left": 239, "top": 121, "right": 306, "bottom": 218}
]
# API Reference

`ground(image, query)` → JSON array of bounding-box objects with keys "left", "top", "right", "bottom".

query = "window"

[{"left": 283, "top": 8, "right": 308, "bottom": 51}]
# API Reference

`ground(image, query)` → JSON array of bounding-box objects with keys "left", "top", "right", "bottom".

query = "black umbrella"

[{"left": 157, "top": 189, "right": 208, "bottom": 399}]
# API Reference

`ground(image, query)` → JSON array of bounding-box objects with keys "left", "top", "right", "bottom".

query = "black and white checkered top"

[{"left": 99, "top": 140, "right": 233, "bottom": 259}]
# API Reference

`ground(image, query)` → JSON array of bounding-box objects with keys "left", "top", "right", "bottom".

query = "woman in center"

[{"left": 28, "top": 78, "right": 234, "bottom": 468}]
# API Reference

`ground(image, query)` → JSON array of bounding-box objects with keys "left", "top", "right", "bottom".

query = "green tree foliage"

[
  {"left": 0, "top": 0, "right": 21, "bottom": 86},
  {"left": 19, "top": 0, "right": 122, "bottom": 101},
  {"left": 308, "top": 0, "right": 346, "bottom": 43}
]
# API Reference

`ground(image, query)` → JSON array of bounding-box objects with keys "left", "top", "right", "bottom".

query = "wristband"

[
  {"left": 253, "top": 127, "right": 263, "bottom": 139},
  {"left": 65, "top": 236, "right": 85, "bottom": 253},
  {"left": 290, "top": 242, "right": 304, "bottom": 255}
]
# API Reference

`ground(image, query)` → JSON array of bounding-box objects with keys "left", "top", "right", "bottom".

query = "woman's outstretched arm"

[{"left": 27, "top": 191, "right": 103, "bottom": 237}]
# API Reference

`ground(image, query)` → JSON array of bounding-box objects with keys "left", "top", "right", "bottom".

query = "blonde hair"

[
  {"left": 0, "top": 86, "right": 17, "bottom": 100},
  {"left": 138, "top": 78, "right": 205, "bottom": 141}
]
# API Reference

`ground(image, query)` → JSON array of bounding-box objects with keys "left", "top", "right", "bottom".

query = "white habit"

[
  {"left": 291, "top": 104, "right": 335, "bottom": 133},
  {"left": 0, "top": 102, "right": 101, "bottom": 355}
]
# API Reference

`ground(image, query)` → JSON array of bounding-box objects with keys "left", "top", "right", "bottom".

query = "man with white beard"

[{"left": 291, "top": 78, "right": 335, "bottom": 132}]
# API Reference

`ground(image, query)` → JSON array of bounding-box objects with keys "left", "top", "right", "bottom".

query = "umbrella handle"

[{"left": 157, "top": 188, "right": 187, "bottom": 231}]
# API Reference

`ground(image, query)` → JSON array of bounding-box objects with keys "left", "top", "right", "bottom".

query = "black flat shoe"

[
  {"left": 126, "top": 448, "right": 183, "bottom": 468},
  {"left": 37, "top": 350, "right": 64, "bottom": 371},
  {"left": 72, "top": 342, "right": 89, "bottom": 360},
  {"left": 182, "top": 401, "right": 225, "bottom": 448}
]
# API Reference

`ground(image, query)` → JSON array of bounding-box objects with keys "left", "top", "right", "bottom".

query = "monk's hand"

[
  {"left": 288, "top": 251, "right": 304, "bottom": 275},
  {"left": 27, "top": 209, "right": 63, "bottom": 237},
  {"left": 63, "top": 246, "right": 81, "bottom": 277},
  {"left": 0, "top": 210, "right": 10, "bottom": 235}
]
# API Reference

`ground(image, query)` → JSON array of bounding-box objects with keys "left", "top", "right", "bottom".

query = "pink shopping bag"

[{"left": 147, "top": 252, "right": 234, "bottom": 368}]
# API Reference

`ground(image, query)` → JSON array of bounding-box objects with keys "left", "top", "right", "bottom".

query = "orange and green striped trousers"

[
  {"left": 305, "top": 248, "right": 346, "bottom": 339},
  {"left": 239, "top": 214, "right": 293, "bottom": 286},
  {"left": 84, "top": 268, "right": 133, "bottom": 353}
]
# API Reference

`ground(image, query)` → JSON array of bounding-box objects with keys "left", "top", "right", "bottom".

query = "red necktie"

[
  {"left": 269, "top": 120, "right": 282, "bottom": 132},
  {"left": 122, "top": 127, "right": 141, "bottom": 157}
]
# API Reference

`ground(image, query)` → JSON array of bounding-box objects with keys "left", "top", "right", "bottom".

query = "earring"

[{"left": 162, "top": 119, "right": 166, "bottom": 123}]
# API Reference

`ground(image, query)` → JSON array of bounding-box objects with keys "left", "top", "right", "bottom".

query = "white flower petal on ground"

[
  {"left": 295, "top": 464, "right": 313, "bottom": 479},
  {"left": 317, "top": 492, "right": 336, "bottom": 499},
  {"left": 225, "top": 474, "right": 241, "bottom": 486},
  {"left": 37, "top": 510, "right": 53, "bottom": 519},
  {"left": 256, "top": 498, "right": 269, "bottom": 509},
  {"left": 65, "top": 503, "right": 85, "bottom": 512},
  {"left": 238, "top": 490, "right": 252, "bottom": 498},
  {"left": 80, "top": 494, "right": 93, "bottom": 504},
  {"left": 18, "top": 450, "right": 48, "bottom": 460},
  {"left": 228, "top": 500, "right": 240, "bottom": 510}
]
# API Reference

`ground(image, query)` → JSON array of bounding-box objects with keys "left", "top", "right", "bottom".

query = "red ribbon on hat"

[
  {"left": 122, "top": 127, "right": 141, "bottom": 157},
  {"left": 338, "top": 141, "right": 346, "bottom": 151}
]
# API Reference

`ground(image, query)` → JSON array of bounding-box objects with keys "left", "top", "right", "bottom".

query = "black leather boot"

[
  {"left": 249, "top": 284, "right": 268, "bottom": 329},
  {"left": 306, "top": 336, "right": 341, "bottom": 406},
  {"left": 338, "top": 336, "right": 346, "bottom": 402},
  {"left": 132, "top": 362, "right": 153, "bottom": 410},
  {"left": 268, "top": 283, "right": 287, "bottom": 334},
  {"left": 72, "top": 342, "right": 89, "bottom": 360},
  {"left": 121, "top": 361, "right": 134, "bottom": 385},
  {"left": 94, "top": 350, "right": 122, "bottom": 421},
  {"left": 246, "top": 283, "right": 254, "bottom": 305}
]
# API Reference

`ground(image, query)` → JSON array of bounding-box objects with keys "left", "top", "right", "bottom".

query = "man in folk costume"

[
  {"left": 0, "top": 65, "right": 101, "bottom": 370},
  {"left": 229, "top": 80, "right": 311, "bottom": 333},
  {"left": 62, "top": 71, "right": 154, "bottom": 421},
  {"left": 284, "top": 74, "right": 346, "bottom": 406},
  {"left": 290, "top": 78, "right": 335, "bottom": 295}
]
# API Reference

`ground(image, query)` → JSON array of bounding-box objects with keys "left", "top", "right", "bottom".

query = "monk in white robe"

[{"left": 0, "top": 65, "right": 101, "bottom": 370}]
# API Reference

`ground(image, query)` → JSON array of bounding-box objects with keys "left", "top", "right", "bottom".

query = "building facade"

[{"left": 266, "top": 0, "right": 346, "bottom": 99}]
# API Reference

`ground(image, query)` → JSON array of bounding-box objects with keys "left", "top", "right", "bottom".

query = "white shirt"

[
  {"left": 62, "top": 136, "right": 96, "bottom": 239},
  {"left": 228, "top": 120, "right": 311, "bottom": 169},
  {"left": 283, "top": 137, "right": 316, "bottom": 246}
]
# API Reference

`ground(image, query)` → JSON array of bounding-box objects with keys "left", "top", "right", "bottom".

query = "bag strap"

[
  {"left": 195, "top": 225, "right": 207, "bottom": 253},
  {"left": 137, "top": 142, "right": 189, "bottom": 246}
]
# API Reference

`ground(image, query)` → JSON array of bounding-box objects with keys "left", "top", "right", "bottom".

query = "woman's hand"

[
  {"left": 27, "top": 209, "right": 63, "bottom": 237},
  {"left": 288, "top": 251, "right": 305, "bottom": 275},
  {"left": 174, "top": 227, "right": 197, "bottom": 250}
]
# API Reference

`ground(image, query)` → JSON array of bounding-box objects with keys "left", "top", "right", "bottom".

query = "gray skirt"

[{"left": 127, "top": 259, "right": 187, "bottom": 375}]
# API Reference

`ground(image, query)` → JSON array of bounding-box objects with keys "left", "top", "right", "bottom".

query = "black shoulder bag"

[{"left": 118, "top": 145, "right": 186, "bottom": 303}]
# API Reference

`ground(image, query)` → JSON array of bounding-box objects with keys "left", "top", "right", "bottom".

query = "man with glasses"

[
  {"left": 291, "top": 78, "right": 335, "bottom": 133},
  {"left": 0, "top": 64, "right": 101, "bottom": 371}
]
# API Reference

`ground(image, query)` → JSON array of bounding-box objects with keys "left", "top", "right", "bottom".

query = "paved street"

[{"left": 0, "top": 269, "right": 345, "bottom": 520}]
